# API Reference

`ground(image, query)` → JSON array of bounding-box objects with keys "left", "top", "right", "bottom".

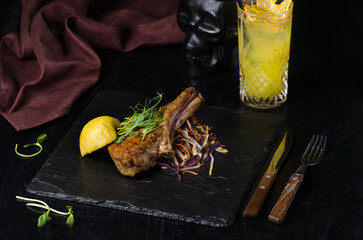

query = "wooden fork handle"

[
  {"left": 243, "top": 171, "right": 277, "bottom": 218},
  {"left": 268, "top": 173, "right": 304, "bottom": 224}
]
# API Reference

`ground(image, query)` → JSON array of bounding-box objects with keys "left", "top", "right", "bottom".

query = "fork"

[{"left": 268, "top": 134, "right": 327, "bottom": 224}]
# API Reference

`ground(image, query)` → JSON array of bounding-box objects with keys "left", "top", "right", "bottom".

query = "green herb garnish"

[
  {"left": 38, "top": 210, "right": 51, "bottom": 228},
  {"left": 65, "top": 206, "right": 75, "bottom": 229},
  {"left": 15, "top": 133, "right": 47, "bottom": 158},
  {"left": 16, "top": 196, "right": 75, "bottom": 228},
  {"left": 115, "top": 93, "right": 165, "bottom": 144}
]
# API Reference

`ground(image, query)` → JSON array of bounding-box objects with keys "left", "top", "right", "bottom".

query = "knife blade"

[{"left": 243, "top": 131, "right": 293, "bottom": 218}]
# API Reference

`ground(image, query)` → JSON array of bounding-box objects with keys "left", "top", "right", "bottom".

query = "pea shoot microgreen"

[
  {"left": 65, "top": 206, "right": 75, "bottom": 229},
  {"left": 115, "top": 93, "right": 166, "bottom": 144},
  {"left": 38, "top": 210, "right": 51, "bottom": 228},
  {"left": 15, "top": 133, "right": 48, "bottom": 158},
  {"left": 16, "top": 196, "right": 75, "bottom": 228}
]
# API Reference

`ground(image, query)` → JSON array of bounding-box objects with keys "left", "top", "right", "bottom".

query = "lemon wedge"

[{"left": 79, "top": 116, "right": 121, "bottom": 157}]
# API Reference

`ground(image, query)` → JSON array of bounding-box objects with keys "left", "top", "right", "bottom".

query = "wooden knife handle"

[
  {"left": 268, "top": 173, "right": 304, "bottom": 224},
  {"left": 243, "top": 171, "right": 277, "bottom": 218}
]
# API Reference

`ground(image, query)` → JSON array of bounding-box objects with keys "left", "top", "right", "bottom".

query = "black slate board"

[{"left": 26, "top": 90, "right": 284, "bottom": 228}]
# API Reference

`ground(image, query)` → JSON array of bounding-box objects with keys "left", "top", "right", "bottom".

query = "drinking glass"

[{"left": 237, "top": 1, "right": 293, "bottom": 109}]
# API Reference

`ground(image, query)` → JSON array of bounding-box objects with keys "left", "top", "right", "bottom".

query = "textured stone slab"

[{"left": 27, "top": 90, "right": 284, "bottom": 228}]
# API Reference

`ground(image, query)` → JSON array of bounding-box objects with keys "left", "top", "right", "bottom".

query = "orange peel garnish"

[{"left": 244, "top": 4, "right": 263, "bottom": 22}]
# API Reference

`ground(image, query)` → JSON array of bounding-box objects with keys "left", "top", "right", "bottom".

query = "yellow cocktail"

[{"left": 238, "top": 0, "right": 293, "bottom": 108}]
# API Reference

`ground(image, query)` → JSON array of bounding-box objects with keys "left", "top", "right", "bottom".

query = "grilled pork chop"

[{"left": 107, "top": 87, "right": 205, "bottom": 176}]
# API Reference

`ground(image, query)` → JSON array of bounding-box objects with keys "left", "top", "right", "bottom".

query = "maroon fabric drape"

[{"left": 0, "top": 0, "right": 185, "bottom": 131}]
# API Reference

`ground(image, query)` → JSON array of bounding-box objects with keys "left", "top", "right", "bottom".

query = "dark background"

[{"left": 1, "top": 0, "right": 362, "bottom": 239}]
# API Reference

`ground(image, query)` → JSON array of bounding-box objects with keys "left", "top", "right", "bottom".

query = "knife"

[{"left": 243, "top": 131, "right": 293, "bottom": 218}]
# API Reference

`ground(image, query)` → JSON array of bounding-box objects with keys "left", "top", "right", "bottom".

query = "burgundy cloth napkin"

[{"left": 0, "top": 0, "right": 185, "bottom": 131}]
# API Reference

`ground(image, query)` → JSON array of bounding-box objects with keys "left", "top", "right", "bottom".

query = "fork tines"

[{"left": 302, "top": 134, "right": 327, "bottom": 162}]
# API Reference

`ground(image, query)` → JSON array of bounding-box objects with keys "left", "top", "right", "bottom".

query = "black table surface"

[{"left": 1, "top": 1, "right": 362, "bottom": 239}]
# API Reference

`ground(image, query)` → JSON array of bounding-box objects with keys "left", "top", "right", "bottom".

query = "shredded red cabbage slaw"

[{"left": 157, "top": 116, "right": 228, "bottom": 180}]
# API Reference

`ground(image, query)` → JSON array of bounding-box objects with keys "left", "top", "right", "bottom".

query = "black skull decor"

[{"left": 177, "top": 0, "right": 238, "bottom": 77}]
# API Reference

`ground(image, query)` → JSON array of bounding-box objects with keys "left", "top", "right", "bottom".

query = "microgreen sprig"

[
  {"left": 15, "top": 133, "right": 47, "bottom": 158},
  {"left": 115, "top": 93, "right": 165, "bottom": 144},
  {"left": 16, "top": 196, "right": 75, "bottom": 228}
]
